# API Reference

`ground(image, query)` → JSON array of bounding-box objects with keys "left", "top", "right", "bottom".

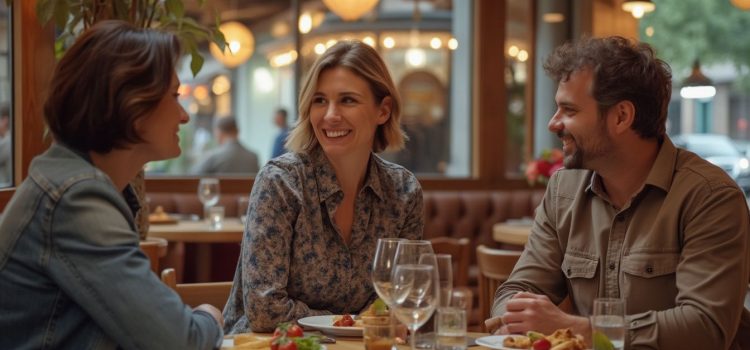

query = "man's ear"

[
  {"left": 377, "top": 96, "right": 392, "bottom": 125},
  {"left": 611, "top": 100, "right": 635, "bottom": 134}
]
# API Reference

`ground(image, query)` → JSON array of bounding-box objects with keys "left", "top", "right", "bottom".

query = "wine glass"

[
  {"left": 394, "top": 240, "right": 438, "bottom": 348},
  {"left": 372, "top": 238, "right": 406, "bottom": 306},
  {"left": 197, "top": 178, "right": 220, "bottom": 221},
  {"left": 391, "top": 264, "right": 439, "bottom": 350}
]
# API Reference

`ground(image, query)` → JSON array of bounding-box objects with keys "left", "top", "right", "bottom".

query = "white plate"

[
  {"left": 297, "top": 315, "right": 363, "bottom": 337},
  {"left": 475, "top": 335, "right": 523, "bottom": 350},
  {"left": 221, "top": 338, "right": 327, "bottom": 349}
]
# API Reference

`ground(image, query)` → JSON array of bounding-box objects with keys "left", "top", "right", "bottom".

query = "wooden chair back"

[
  {"left": 139, "top": 237, "right": 168, "bottom": 274},
  {"left": 429, "top": 237, "right": 471, "bottom": 287},
  {"left": 476, "top": 245, "right": 522, "bottom": 330},
  {"left": 160, "top": 268, "right": 233, "bottom": 310}
]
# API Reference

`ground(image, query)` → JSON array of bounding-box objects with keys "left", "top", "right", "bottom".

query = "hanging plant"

[{"left": 32, "top": 0, "right": 227, "bottom": 76}]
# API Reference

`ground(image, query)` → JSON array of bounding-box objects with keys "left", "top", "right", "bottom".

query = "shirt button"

[
  {"left": 608, "top": 262, "right": 616, "bottom": 270},
  {"left": 646, "top": 266, "right": 654, "bottom": 274}
]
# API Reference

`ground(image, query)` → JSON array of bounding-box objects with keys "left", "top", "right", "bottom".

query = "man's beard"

[{"left": 558, "top": 124, "right": 611, "bottom": 170}]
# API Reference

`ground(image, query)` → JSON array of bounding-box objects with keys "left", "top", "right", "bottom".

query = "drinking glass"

[
  {"left": 394, "top": 240, "right": 437, "bottom": 348},
  {"left": 591, "top": 298, "right": 626, "bottom": 350},
  {"left": 372, "top": 238, "right": 406, "bottom": 306},
  {"left": 391, "top": 264, "right": 439, "bottom": 350},
  {"left": 207, "top": 206, "right": 224, "bottom": 230},
  {"left": 197, "top": 178, "right": 220, "bottom": 221}
]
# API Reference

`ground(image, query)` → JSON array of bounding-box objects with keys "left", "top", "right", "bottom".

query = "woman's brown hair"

[{"left": 44, "top": 20, "right": 181, "bottom": 153}]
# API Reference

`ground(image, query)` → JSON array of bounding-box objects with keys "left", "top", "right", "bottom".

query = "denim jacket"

[{"left": 0, "top": 144, "right": 222, "bottom": 350}]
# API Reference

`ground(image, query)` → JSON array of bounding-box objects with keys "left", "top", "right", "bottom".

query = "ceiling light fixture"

[
  {"left": 680, "top": 59, "right": 716, "bottom": 100},
  {"left": 622, "top": 0, "right": 655, "bottom": 19},
  {"left": 322, "top": 0, "right": 379, "bottom": 21},
  {"left": 731, "top": 0, "right": 750, "bottom": 10}
]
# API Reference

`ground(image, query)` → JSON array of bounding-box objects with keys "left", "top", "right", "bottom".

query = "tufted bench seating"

[{"left": 147, "top": 189, "right": 545, "bottom": 327}]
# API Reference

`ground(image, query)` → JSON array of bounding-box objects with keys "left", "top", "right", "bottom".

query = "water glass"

[
  {"left": 591, "top": 298, "right": 625, "bottom": 350},
  {"left": 435, "top": 307, "right": 466, "bottom": 350},
  {"left": 197, "top": 178, "right": 220, "bottom": 220},
  {"left": 207, "top": 206, "right": 224, "bottom": 230},
  {"left": 363, "top": 319, "right": 396, "bottom": 350}
]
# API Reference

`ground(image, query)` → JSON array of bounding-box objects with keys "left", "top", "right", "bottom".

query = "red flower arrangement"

[{"left": 525, "top": 149, "right": 564, "bottom": 185}]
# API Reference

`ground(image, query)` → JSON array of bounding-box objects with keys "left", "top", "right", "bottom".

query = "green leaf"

[
  {"left": 35, "top": 0, "right": 56, "bottom": 26},
  {"left": 53, "top": 0, "right": 70, "bottom": 30},
  {"left": 212, "top": 28, "right": 227, "bottom": 52},
  {"left": 165, "top": 0, "right": 184, "bottom": 18},
  {"left": 189, "top": 48, "right": 204, "bottom": 77}
]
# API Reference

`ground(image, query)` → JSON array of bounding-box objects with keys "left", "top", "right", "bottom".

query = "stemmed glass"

[
  {"left": 391, "top": 264, "right": 439, "bottom": 350},
  {"left": 372, "top": 238, "right": 406, "bottom": 305},
  {"left": 197, "top": 178, "right": 220, "bottom": 221},
  {"left": 394, "top": 240, "right": 438, "bottom": 348}
]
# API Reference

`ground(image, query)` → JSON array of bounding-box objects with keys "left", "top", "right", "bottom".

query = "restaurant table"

[
  {"left": 492, "top": 222, "right": 532, "bottom": 246},
  {"left": 222, "top": 332, "right": 492, "bottom": 350},
  {"left": 148, "top": 218, "right": 245, "bottom": 282}
]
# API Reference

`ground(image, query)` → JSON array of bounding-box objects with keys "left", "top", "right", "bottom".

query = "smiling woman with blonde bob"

[{"left": 224, "top": 41, "right": 424, "bottom": 333}]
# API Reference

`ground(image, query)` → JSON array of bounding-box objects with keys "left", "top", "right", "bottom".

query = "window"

[
  {"left": 146, "top": 0, "right": 474, "bottom": 179},
  {"left": 0, "top": 2, "right": 11, "bottom": 188}
]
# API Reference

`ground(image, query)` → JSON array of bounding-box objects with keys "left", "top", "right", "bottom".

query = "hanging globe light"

[
  {"left": 731, "top": 0, "right": 750, "bottom": 10},
  {"left": 210, "top": 21, "right": 255, "bottom": 68},
  {"left": 322, "top": 0, "right": 380, "bottom": 21}
]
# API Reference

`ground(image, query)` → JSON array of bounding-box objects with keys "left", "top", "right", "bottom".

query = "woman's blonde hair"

[{"left": 286, "top": 40, "right": 405, "bottom": 153}]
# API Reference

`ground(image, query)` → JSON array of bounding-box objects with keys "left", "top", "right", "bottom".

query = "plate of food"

[
  {"left": 475, "top": 329, "right": 586, "bottom": 350},
  {"left": 297, "top": 315, "right": 363, "bottom": 337},
  {"left": 148, "top": 205, "right": 178, "bottom": 224},
  {"left": 221, "top": 333, "right": 272, "bottom": 350}
]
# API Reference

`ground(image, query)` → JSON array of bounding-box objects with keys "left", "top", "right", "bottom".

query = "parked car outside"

[{"left": 672, "top": 134, "right": 750, "bottom": 194}]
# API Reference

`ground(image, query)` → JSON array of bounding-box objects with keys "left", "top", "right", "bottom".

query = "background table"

[
  {"left": 492, "top": 222, "right": 532, "bottom": 246},
  {"left": 149, "top": 218, "right": 244, "bottom": 282}
]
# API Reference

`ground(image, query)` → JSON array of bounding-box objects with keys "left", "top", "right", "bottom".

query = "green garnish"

[
  {"left": 592, "top": 331, "right": 615, "bottom": 350},
  {"left": 372, "top": 298, "right": 389, "bottom": 316},
  {"left": 293, "top": 336, "right": 322, "bottom": 350}
]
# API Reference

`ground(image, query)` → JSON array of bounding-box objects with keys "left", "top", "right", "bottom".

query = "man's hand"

[
  {"left": 195, "top": 304, "right": 224, "bottom": 327},
  {"left": 488, "top": 292, "right": 590, "bottom": 342}
]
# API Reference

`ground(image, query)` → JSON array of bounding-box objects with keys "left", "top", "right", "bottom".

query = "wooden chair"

[
  {"left": 139, "top": 237, "right": 168, "bottom": 274},
  {"left": 160, "top": 268, "right": 233, "bottom": 310},
  {"left": 429, "top": 237, "right": 471, "bottom": 288},
  {"left": 476, "top": 245, "right": 522, "bottom": 330}
]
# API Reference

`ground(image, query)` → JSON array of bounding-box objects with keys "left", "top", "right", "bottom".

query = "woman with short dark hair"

[{"left": 0, "top": 20, "right": 223, "bottom": 349}]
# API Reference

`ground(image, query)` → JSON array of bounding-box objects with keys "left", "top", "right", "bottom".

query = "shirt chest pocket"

[
  {"left": 621, "top": 253, "right": 679, "bottom": 313},
  {"left": 562, "top": 253, "right": 599, "bottom": 313}
]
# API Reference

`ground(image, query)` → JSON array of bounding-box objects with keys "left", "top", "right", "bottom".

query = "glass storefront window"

[{"left": 147, "top": 0, "right": 473, "bottom": 178}]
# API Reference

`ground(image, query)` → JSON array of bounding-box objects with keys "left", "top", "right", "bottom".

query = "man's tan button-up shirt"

[{"left": 493, "top": 138, "right": 750, "bottom": 349}]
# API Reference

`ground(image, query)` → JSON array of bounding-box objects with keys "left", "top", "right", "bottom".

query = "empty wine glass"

[
  {"left": 372, "top": 238, "right": 406, "bottom": 306},
  {"left": 197, "top": 178, "right": 220, "bottom": 221},
  {"left": 391, "top": 264, "right": 439, "bottom": 350},
  {"left": 394, "top": 240, "right": 438, "bottom": 347}
]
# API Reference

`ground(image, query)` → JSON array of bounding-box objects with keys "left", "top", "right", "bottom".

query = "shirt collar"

[
  {"left": 587, "top": 137, "right": 676, "bottom": 197},
  {"left": 311, "top": 147, "right": 384, "bottom": 203}
]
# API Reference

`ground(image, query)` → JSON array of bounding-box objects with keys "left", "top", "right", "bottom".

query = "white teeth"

[{"left": 325, "top": 130, "right": 349, "bottom": 138}]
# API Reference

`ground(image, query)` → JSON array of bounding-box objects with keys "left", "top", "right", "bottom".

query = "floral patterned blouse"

[{"left": 223, "top": 148, "right": 424, "bottom": 333}]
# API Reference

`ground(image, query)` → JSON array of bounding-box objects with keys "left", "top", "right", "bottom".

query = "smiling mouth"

[{"left": 325, "top": 130, "right": 351, "bottom": 138}]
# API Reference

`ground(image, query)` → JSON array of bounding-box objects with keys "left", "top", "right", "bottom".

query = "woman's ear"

[{"left": 377, "top": 96, "right": 392, "bottom": 125}]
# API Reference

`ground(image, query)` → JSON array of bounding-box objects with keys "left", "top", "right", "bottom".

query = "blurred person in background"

[
  {"left": 191, "top": 116, "right": 259, "bottom": 175},
  {"left": 0, "top": 20, "right": 223, "bottom": 349},
  {"left": 271, "top": 107, "right": 290, "bottom": 158},
  {"left": 223, "top": 41, "right": 424, "bottom": 333}
]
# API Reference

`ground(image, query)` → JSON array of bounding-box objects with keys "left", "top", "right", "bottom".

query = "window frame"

[
  {"left": 0, "top": 0, "right": 538, "bottom": 213},
  {"left": 0, "top": 0, "right": 54, "bottom": 211}
]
